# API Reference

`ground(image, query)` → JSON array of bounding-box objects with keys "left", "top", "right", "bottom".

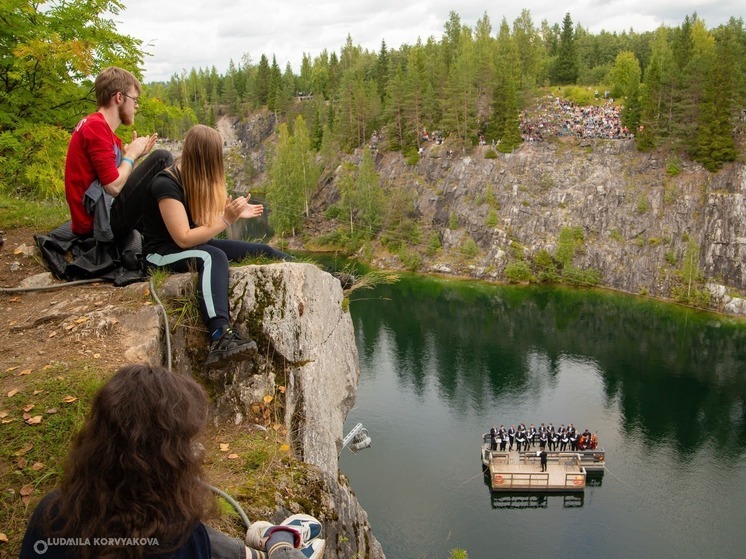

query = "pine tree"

[
  {"left": 490, "top": 19, "right": 521, "bottom": 150},
  {"left": 692, "top": 24, "right": 738, "bottom": 171},
  {"left": 383, "top": 63, "right": 407, "bottom": 150},
  {"left": 473, "top": 13, "right": 496, "bottom": 127},
  {"left": 552, "top": 13, "right": 578, "bottom": 84},
  {"left": 375, "top": 40, "right": 390, "bottom": 102},
  {"left": 403, "top": 46, "right": 433, "bottom": 149},
  {"left": 254, "top": 55, "right": 271, "bottom": 106},
  {"left": 638, "top": 27, "right": 676, "bottom": 150},
  {"left": 512, "top": 9, "right": 543, "bottom": 88},
  {"left": 440, "top": 28, "right": 476, "bottom": 146},
  {"left": 267, "top": 56, "right": 283, "bottom": 112}
]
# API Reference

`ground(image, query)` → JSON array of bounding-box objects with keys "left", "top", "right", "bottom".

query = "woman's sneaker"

[
  {"left": 245, "top": 513, "right": 323, "bottom": 549},
  {"left": 280, "top": 514, "right": 322, "bottom": 543},
  {"left": 205, "top": 327, "right": 257, "bottom": 368},
  {"left": 299, "top": 539, "right": 325, "bottom": 559}
]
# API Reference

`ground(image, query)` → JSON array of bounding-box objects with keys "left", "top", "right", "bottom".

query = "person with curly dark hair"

[{"left": 19, "top": 364, "right": 324, "bottom": 559}]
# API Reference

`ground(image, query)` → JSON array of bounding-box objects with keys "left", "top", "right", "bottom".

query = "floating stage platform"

[
  {"left": 483, "top": 451, "right": 586, "bottom": 492},
  {"left": 480, "top": 433, "right": 606, "bottom": 492}
]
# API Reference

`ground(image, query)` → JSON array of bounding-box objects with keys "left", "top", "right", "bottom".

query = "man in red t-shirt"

[{"left": 65, "top": 67, "right": 173, "bottom": 241}]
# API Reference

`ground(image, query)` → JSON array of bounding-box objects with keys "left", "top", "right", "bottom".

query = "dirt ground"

[
  {"left": 0, "top": 227, "right": 288, "bottom": 553},
  {"left": 0, "top": 227, "right": 147, "bottom": 383}
]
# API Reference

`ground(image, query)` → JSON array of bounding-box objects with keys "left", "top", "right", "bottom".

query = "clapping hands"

[
  {"left": 223, "top": 194, "right": 263, "bottom": 225},
  {"left": 124, "top": 131, "right": 158, "bottom": 160}
]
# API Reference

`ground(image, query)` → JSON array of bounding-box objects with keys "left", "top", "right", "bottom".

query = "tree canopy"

[{"left": 2, "top": 5, "right": 745, "bottom": 199}]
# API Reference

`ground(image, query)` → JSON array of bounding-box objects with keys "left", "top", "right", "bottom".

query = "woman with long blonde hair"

[{"left": 141, "top": 125, "right": 291, "bottom": 368}]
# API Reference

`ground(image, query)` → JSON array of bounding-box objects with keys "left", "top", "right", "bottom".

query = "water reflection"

[
  {"left": 350, "top": 277, "right": 746, "bottom": 458},
  {"left": 488, "top": 491, "right": 586, "bottom": 510}
]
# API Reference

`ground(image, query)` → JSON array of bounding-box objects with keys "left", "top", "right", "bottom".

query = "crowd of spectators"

[{"left": 520, "top": 96, "right": 634, "bottom": 142}]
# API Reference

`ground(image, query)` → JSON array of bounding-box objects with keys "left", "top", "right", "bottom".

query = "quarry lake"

[{"left": 340, "top": 275, "right": 746, "bottom": 559}]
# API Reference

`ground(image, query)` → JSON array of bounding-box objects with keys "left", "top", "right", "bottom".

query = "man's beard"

[{"left": 119, "top": 105, "right": 134, "bottom": 126}]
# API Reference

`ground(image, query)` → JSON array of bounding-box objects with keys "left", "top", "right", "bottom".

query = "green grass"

[
  {"left": 0, "top": 363, "right": 104, "bottom": 553},
  {"left": 0, "top": 194, "right": 69, "bottom": 230}
]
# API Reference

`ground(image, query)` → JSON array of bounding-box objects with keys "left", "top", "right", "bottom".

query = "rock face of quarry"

[
  {"left": 233, "top": 112, "right": 746, "bottom": 313},
  {"left": 150, "top": 263, "right": 385, "bottom": 559}
]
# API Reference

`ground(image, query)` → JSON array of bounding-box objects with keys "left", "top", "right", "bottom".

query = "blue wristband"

[{"left": 122, "top": 157, "right": 134, "bottom": 167}]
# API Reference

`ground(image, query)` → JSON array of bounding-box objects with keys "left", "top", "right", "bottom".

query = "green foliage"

[
  {"left": 449, "top": 550, "right": 469, "bottom": 559},
  {"left": 381, "top": 186, "right": 419, "bottom": 246},
  {"left": 0, "top": 0, "right": 146, "bottom": 197},
  {"left": 505, "top": 260, "right": 533, "bottom": 283},
  {"left": 426, "top": 232, "right": 442, "bottom": 256},
  {"left": 267, "top": 116, "right": 320, "bottom": 236},
  {"left": 534, "top": 248, "right": 560, "bottom": 282},
  {"left": 551, "top": 13, "right": 579, "bottom": 84},
  {"left": 325, "top": 205, "right": 342, "bottom": 219},
  {"left": 673, "top": 237, "right": 710, "bottom": 307},
  {"left": 555, "top": 226, "right": 584, "bottom": 267},
  {"left": 404, "top": 147, "right": 420, "bottom": 166},
  {"left": 396, "top": 244, "right": 423, "bottom": 271},
  {"left": 609, "top": 51, "right": 642, "bottom": 100},
  {"left": 313, "top": 227, "right": 365, "bottom": 255},
  {"left": 0, "top": 124, "right": 69, "bottom": 198},
  {"left": 267, "top": 124, "right": 302, "bottom": 236},
  {"left": 562, "top": 265, "right": 601, "bottom": 286},
  {"left": 560, "top": 85, "right": 597, "bottom": 105},
  {"left": 354, "top": 149, "right": 384, "bottom": 236},
  {"left": 666, "top": 155, "right": 682, "bottom": 176},
  {"left": 7, "top": 5, "right": 741, "bottom": 200},
  {"left": 460, "top": 237, "right": 479, "bottom": 259},
  {"left": 484, "top": 149, "right": 498, "bottom": 159},
  {"left": 510, "top": 241, "right": 525, "bottom": 259},
  {"left": 338, "top": 150, "right": 385, "bottom": 239},
  {"left": 449, "top": 212, "right": 459, "bottom": 229},
  {"left": 484, "top": 185, "right": 498, "bottom": 208},
  {"left": 485, "top": 209, "right": 498, "bottom": 228},
  {"left": 609, "top": 228, "right": 624, "bottom": 242}
]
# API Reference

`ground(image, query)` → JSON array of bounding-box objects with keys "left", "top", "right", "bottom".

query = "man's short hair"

[{"left": 94, "top": 67, "right": 141, "bottom": 108}]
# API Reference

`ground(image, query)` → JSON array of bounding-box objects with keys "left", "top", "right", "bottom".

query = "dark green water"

[{"left": 340, "top": 275, "right": 746, "bottom": 559}]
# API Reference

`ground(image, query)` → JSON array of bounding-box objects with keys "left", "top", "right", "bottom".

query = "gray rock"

[
  {"left": 148, "top": 263, "right": 383, "bottom": 559},
  {"left": 19, "top": 272, "right": 56, "bottom": 289}
]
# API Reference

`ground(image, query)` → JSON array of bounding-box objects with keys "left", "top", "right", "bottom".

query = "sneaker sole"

[{"left": 205, "top": 340, "right": 258, "bottom": 368}]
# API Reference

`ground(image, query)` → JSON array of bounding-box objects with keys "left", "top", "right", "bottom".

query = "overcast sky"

[{"left": 112, "top": 1, "right": 741, "bottom": 83}]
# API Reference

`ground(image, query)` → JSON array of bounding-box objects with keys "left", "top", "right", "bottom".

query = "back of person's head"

[
  {"left": 48, "top": 364, "right": 213, "bottom": 556},
  {"left": 95, "top": 67, "right": 141, "bottom": 108},
  {"left": 178, "top": 124, "right": 226, "bottom": 226}
]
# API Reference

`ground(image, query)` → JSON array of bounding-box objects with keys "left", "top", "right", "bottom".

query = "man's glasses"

[{"left": 120, "top": 92, "right": 139, "bottom": 106}]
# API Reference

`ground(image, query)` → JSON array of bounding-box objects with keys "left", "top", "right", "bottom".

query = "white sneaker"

[{"left": 245, "top": 514, "right": 323, "bottom": 550}]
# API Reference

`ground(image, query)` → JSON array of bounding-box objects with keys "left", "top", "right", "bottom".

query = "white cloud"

[{"left": 112, "top": 1, "right": 742, "bottom": 82}]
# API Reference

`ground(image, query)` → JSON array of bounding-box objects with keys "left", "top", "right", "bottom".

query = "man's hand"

[{"left": 124, "top": 131, "right": 158, "bottom": 160}]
